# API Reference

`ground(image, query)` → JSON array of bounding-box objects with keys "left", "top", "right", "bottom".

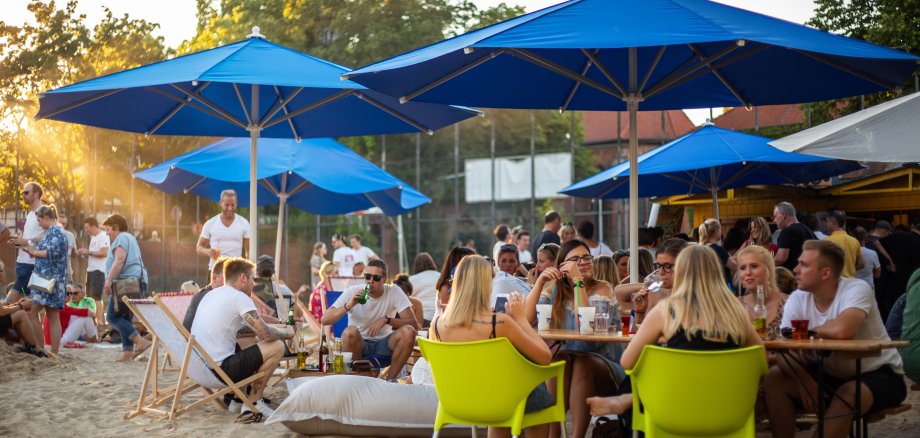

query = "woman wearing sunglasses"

[
  {"left": 616, "top": 238, "right": 690, "bottom": 326},
  {"left": 525, "top": 240, "right": 621, "bottom": 438}
]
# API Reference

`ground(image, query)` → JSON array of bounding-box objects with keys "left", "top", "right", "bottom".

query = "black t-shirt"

[
  {"left": 776, "top": 223, "right": 815, "bottom": 270},
  {"left": 530, "top": 230, "right": 561, "bottom": 256},
  {"left": 707, "top": 243, "right": 734, "bottom": 291}
]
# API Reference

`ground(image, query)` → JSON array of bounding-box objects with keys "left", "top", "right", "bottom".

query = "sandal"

[
  {"left": 235, "top": 411, "right": 265, "bottom": 424},
  {"left": 63, "top": 342, "right": 84, "bottom": 349},
  {"left": 131, "top": 338, "right": 152, "bottom": 360}
]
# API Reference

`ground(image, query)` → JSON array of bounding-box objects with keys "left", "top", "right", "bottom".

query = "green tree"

[{"left": 805, "top": 0, "right": 920, "bottom": 124}]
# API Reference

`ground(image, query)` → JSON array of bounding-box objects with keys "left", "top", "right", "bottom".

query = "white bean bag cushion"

[{"left": 266, "top": 375, "right": 472, "bottom": 437}]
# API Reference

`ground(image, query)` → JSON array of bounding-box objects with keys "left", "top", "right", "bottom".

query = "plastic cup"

[
  {"left": 536, "top": 304, "right": 552, "bottom": 330},
  {"left": 417, "top": 330, "right": 429, "bottom": 339},
  {"left": 620, "top": 314, "right": 631, "bottom": 337},
  {"left": 791, "top": 319, "right": 810, "bottom": 341},
  {"left": 342, "top": 352, "right": 353, "bottom": 372},
  {"left": 577, "top": 307, "right": 595, "bottom": 335}
]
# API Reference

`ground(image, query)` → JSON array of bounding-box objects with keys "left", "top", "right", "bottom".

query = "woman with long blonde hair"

[
  {"left": 736, "top": 245, "right": 788, "bottom": 340},
  {"left": 593, "top": 255, "right": 620, "bottom": 288},
  {"left": 308, "top": 261, "right": 336, "bottom": 320},
  {"left": 587, "top": 245, "right": 763, "bottom": 417},
  {"left": 431, "top": 255, "right": 552, "bottom": 438}
]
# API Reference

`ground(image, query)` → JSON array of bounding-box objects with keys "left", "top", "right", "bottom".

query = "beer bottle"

[
  {"left": 753, "top": 285, "right": 768, "bottom": 339},
  {"left": 287, "top": 308, "right": 295, "bottom": 326},
  {"left": 296, "top": 335, "right": 306, "bottom": 370},
  {"left": 356, "top": 283, "right": 370, "bottom": 305},
  {"left": 319, "top": 333, "right": 329, "bottom": 373}
]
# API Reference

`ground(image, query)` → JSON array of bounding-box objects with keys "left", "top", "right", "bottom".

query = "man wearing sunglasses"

[
  {"left": 6, "top": 182, "right": 45, "bottom": 303},
  {"left": 61, "top": 284, "right": 98, "bottom": 346},
  {"left": 322, "top": 259, "right": 419, "bottom": 381}
]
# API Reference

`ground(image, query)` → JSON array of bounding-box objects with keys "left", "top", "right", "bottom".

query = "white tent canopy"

[{"left": 770, "top": 92, "right": 920, "bottom": 162}]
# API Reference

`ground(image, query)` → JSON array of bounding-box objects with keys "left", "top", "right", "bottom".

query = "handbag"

[
  {"left": 27, "top": 271, "right": 56, "bottom": 294},
  {"left": 112, "top": 277, "right": 141, "bottom": 313},
  {"left": 591, "top": 416, "right": 623, "bottom": 438}
]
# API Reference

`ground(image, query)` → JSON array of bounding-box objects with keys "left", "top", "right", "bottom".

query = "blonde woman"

[
  {"left": 308, "top": 261, "right": 336, "bottom": 320},
  {"left": 558, "top": 222, "right": 576, "bottom": 244},
  {"left": 587, "top": 245, "right": 764, "bottom": 417},
  {"left": 699, "top": 218, "right": 736, "bottom": 291},
  {"left": 741, "top": 216, "right": 776, "bottom": 255},
  {"left": 737, "top": 245, "right": 788, "bottom": 340},
  {"left": 431, "top": 255, "right": 552, "bottom": 438},
  {"left": 526, "top": 240, "right": 621, "bottom": 438},
  {"left": 310, "top": 242, "right": 327, "bottom": 287},
  {"left": 593, "top": 255, "right": 620, "bottom": 288}
]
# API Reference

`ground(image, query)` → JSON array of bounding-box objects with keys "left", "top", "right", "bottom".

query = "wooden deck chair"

[
  {"left": 122, "top": 295, "right": 266, "bottom": 421},
  {"left": 156, "top": 292, "right": 195, "bottom": 372}
]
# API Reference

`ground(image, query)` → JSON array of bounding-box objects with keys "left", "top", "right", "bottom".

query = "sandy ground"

[{"left": 0, "top": 341, "right": 916, "bottom": 437}]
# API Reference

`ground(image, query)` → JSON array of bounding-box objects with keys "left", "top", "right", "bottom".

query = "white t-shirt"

[
  {"left": 519, "top": 249, "right": 533, "bottom": 265},
  {"left": 781, "top": 277, "right": 903, "bottom": 379},
  {"left": 588, "top": 241, "right": 614, "bottom": 257},
  {"left": 492, "top": 241, "right": 506, "bottom": 262},
  {"left": 855, "top": 247, "right": 880, "bottom": 290},
  {"left": 17, "top": 210, "right": 42, "bottom": 264},
  {"left": 409, "top": 270, "right": 440, "bottom": 321},
  {"left": 332, "top": 283, "right": 412, "bottom": 340},
  {"left": 333, "top": 246, "right": 357, "bottom": 276},
  {"left": 352, "top": 245, "right": 377, "bottom": 265},
  {"left": 87, "top": 230, "right": 111, "bottom": 273},
  {"left": 490, "top": 272, "right": 532, "bottom": 309},
  {"left": 200, "top": 213, "right": 251, "bottom": 269},
  {"left": 190, "top": 285, "right": 258, "bottom": 364}
]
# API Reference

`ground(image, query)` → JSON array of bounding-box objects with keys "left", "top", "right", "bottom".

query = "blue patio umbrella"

[
  {"left": 345, "top": 0, "right": 918, "bottom": 282},
  {"left": 561, "top": 125, "right": 863, "bottom": 217},
  {"left": 36, "top": 27, "right": 477, "bottom": 260},
  {"left": 134, "top": 136, "right": 430, "bottom": 268}
]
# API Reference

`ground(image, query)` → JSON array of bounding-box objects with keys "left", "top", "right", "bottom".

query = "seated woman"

[
  {"left": 525, "top": 240, "right": 620, "bottom": 438},
  {"left": 587, "top": 245, "right": 764, "bottom": 423},
  {"left": 430, "top": 255, "right": 552, "bottom": 438},
  {"left": 393, "top": 273, "right": 425, "bottom": 328},
  {"left": 736, "top": 245, "right": 787, "bottom": 341},
  {"left": 614, "top": 239, "right": 689, "bottom": 324}
]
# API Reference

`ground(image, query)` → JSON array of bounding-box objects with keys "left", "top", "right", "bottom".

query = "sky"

[{"left": 6, "top": 0, "right": 819, "bottom": 125}]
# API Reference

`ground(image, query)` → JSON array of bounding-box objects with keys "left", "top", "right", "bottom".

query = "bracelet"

[{"left": 344, "top": 304, "right": 351, "bottom": 311}]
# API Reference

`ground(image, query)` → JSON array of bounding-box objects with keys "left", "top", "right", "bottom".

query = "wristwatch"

[{"left": 385, "top": 315, "right": 392, "bottom": 325}]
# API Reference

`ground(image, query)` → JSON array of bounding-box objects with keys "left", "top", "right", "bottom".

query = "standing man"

[
  {"left": 349, "top": 234, "right": 379, "bottom": 266},
  {"left": 6, "top": 182, "right": 45, "bottom": 303},
  {"left": 764, "top": 240, "right": 906, "bottom": 438},
  {"left": 191, "top": 257, "right": 294, "bottom": 417},
  {"left": 321, "top": 259, "right": 418, "bottom": 381},
  {"left": 78, "top": 217, "right": 110, "bottom": 328},
  {"left": 58, "top": 214, "right": 77, "bottom": 283},
  {"left": 772, "top": 201, "right": 815, "bottom": 271},
  {"left": 530, "top": 210, "right": 562, "bottom": 256},
  {"left": 331, "top": 234, "right": 356, "bottom": 277},
  {"left": 823, "top": 210, "right": 863, "bottom": 278},
  {"left": 197, "top": 189, "right": 251, "bottom": 269},
  {"left": 515, "top": 230, "right": 532, "bottom": 265}
]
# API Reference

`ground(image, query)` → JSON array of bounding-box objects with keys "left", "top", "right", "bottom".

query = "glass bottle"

[
  {"left": 357, "top": 283, "right": 370, "bottom": 304},
  {"left": 287, "top": 308, "right": 295, "bottom": 326},
  {"left": 753, "top": 285, "right": 768, "bottom": 339}
]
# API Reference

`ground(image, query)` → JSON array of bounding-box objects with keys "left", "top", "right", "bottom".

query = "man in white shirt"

[
  {"left": 321, "top": 259, "right": 418, "bottom": 381},
  {"left": 764, "top": 240, "right": 906, "bottom": 438},
  {"left": 515, "top": 230, "right": 532, "bottom": 265},
  {"left": 191, "top": 257, "right": 294, "bottom": 417},
  {"left": 331, "top": 234, "right": 356, "bottom": 277},
  {"left": 6, "top": 182, "right": 45, "bottom": 303},
  {"left": 349, "top": 234, "right": 379, "bottom": 265},
  {"left": 196, "top": 190, "right": 251, "bottom": 270},
  {"left": 78, "top": 217, "right": 110, "bottom": 325}
]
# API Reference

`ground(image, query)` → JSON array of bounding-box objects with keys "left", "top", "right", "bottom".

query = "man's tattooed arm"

[{"left": 242, "top": 310, "right": 289, "bottom": 341}]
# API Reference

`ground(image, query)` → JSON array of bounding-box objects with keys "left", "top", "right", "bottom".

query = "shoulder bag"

[{"left": 28, "top": 271, "right": 56, "bottom": 294}]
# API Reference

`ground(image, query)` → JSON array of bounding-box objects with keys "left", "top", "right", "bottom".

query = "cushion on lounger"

[{"left": 266, "top": 375, "right": 474, "bottom": 437}]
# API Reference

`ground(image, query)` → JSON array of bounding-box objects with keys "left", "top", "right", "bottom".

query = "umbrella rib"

[
  {"left": 399, "top": 48, "right": 509, "bottom": 103},
  {"left": 561, "top": 50, "right": 597, "bottom": 112},
  {"left": 288, "top": 179, "right": 312, "bottom": 197},
  {"left": 146, "top": 86, "right": 247, "bottom": 130},
  {"left": 643, "top": 41, "right": 744, "bottom": 99},
  {"left": 761, "top": 162, "right": 801, "bottom": 185},
  {"left": 720, "top": 163, "right": 759, "bottom": 188},
  {"left": 36, "top": 88, "right": 125, "bottom": 120},
  {"left": 596, "top": 177, "right": 628, "bottom": 199},
  {"left": 649, "top": 45, "right": 771, "bottom": 103},
  {"left": 638, "top": 46, "right": 668, "bottom": 94},
  {"left": 169, "top": 83, "right": 248, "bottom": 129},
  {"left": 260, "top": 179, "right": 280, "bottom": 196},
  {"left": 581, "top": 49, "right": 627, "bottom": 96},
  {"left": 147, "top": 82, "right": 212, "bottom": 136},
  {"left": 233, "top": 83, "right": 253, "bottom": 125},
  {"left": 510, "top": 49, "right": 623, "bottom": 100},
  {"left": 262, "top": 86, "right": 305, "bottom": 140},
  {"left": 793, "top": 50, "right": 901, "bottom": 90},
  {"left": 262, "top": 89, "right": 353, "bottom": 130},
  {"left": 182, "top": 176, "right": 207, "bottom": 193},
  {"left": 688, "top": 44, "right": 751, "bottom": 107},
  {"left": 354, "top": 91, "right": 434, "bottom": 134}
]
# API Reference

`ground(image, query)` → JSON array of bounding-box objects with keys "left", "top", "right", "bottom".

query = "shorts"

[
  {"left": 86, "top": 271, "right": 105, "bottom": 300},
  {"left": 11, "top": 263, "right": 35, "bottom": 297},
  {"left": 363, "top": 332, "right": 395, "bottom": 358},
  {"left": 0, "top": 314, "right": 13, "bottom": 335},
  {"left": 216, "top": 344, "right": 264, "bottom": 383},
  {"left": 809, "top": 364, "right": 907, "bottom": 413},
  {"left": 525, "top": 383, "right": 555, "bottom": 413}
]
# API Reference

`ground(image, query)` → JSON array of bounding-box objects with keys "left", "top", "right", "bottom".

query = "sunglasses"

[
  {"left": 22, "top": 191, "right": 30, "bottom": 195},
  {"left": 66, "top": 292, "right": 76, "bottom": 296},
  {"left": 364, "top": 273, "right": 383, "bottom": 282},
  {"left": 564, "top": 254, "right": 595, "bottom": 265},
  {"left": 653, "top": 263, "right": 675, "bottom": 273}
]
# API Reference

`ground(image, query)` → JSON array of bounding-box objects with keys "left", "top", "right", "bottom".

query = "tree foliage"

[{"left": 805, "top": 0, "right": 920, "bottom": 124}]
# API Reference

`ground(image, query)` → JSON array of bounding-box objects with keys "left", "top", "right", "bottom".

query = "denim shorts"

[
  {"left": 363, "top": 332, "right": 395, "bottom": 357},
  {"left": 12, "top": 262, "right": 35, "bottom": 297},
  {"left": 525, "top": 383, "right": 555, "bottom": 413}
]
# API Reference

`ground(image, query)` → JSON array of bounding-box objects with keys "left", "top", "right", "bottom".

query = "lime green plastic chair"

[
  {"left": 627, "top": 345, "right": 767, "bottom": 437},
  {"left": 418, "top": 337, "right": 566, "bottom": 438}
]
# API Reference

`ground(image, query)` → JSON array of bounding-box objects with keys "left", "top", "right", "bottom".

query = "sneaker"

[
  {"left": 242, "top": 400, "right": 275, "bottom": 416},
  {"left": 227, "top": 400, "right": 243, "bottom": 413}
]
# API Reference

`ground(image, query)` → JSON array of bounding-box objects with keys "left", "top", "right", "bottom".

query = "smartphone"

[
  {"left": 522, "top": 262, "right": 536, "bottom": 271},
  {"left": 494, "top": 294, "right": 509, "bottom": 313}
]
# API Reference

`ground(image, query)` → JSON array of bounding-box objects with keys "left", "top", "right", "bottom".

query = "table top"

[{"left": 538, "top": 329, "right": 909, "bottom": 352}]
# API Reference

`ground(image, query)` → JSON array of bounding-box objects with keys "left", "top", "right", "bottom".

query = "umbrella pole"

[
  {"left": 628, "top": 48, "right": 640, "bottom": 283},
  {"left": 709, "top": 168, "right": 720, "bottom": 221},
  {"left": 249, "top": 85, "right": 259, "bottom": 262},
  {"left": 275, "top": 173, "right": 289, "bottom": 274}
]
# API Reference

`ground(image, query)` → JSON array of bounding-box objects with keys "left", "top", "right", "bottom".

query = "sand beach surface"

[{"left": 0, "top": 340, "right": 917, "bottom": 437}]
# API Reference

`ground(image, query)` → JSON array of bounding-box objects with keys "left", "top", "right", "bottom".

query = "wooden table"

[{"left": 538, "top": 328, "right": 632, "bottom": 343}]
